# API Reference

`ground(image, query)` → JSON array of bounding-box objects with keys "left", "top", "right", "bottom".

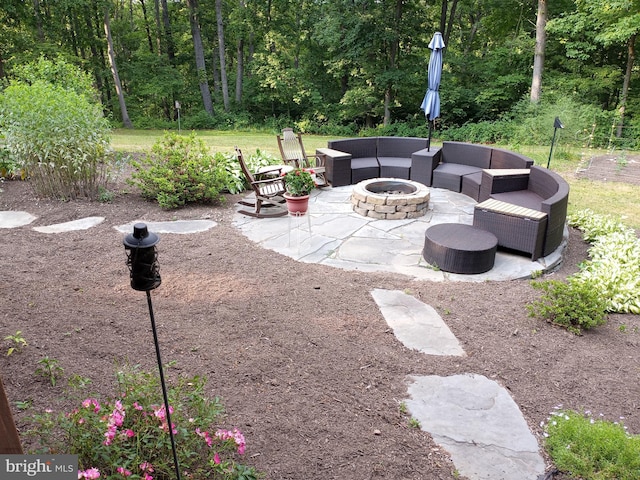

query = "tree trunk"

[
  {"left": 236, "top": 37, "right": 244, "bottom": 104},
  {"left": 104, "top": 9, "right": 133, "bottom": 128},
  {"left": 33, "top": 0, "right": 45, "bottom": 42},
  {"left": 441, "top": 0, "right": 458, "bottom": 50},
  {"left": 440, "top": 0, "right": 447, "bottom": 37},
  {"left": 187, "top": 0, "right": 213, "bottom": 115},
  {"left": 617, "top": 34, "right": 635, "bottom": 137},
  {"left": 0, "top": 50, "right": 5, "bottom": 82},
  {"left": 384, "top": 0, "right": 402, "bottom": 126},
  {"left": 530, "top": 0, "right": 546, "bottom": 103},
  {"left": 154, "top": 0, "right": 162, "bottom": 55},
  {"left": 160, "top": 0, "right": 175, "bottom": 62},
  {"left": 140, "top": 0, "right": 155, "bottom": 53},
  {"left": 216, "top": 0, "right": 230, "bottom": 112}
]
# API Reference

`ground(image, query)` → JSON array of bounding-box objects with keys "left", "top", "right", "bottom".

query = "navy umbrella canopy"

[{"left": 421, "top": 32, "right": 445, "bottom": 151}]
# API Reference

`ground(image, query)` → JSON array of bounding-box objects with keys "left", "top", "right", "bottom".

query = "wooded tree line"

[{"left": 0, "top": 0, "right": 637, "bottom": 138}]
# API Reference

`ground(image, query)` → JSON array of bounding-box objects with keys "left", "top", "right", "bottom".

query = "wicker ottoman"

[{"left": 423, "top": 223, "right": 498, "bottom": 274}]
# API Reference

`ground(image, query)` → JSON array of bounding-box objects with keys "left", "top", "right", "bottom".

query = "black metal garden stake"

[
  {"left": 547, "top": 117, "right": 564, "bottom": 169},
  {"left": 123, "top": 223, "right": 181, "bottom": 480}
]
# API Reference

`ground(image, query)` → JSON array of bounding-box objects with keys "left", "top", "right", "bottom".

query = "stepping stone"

[
  {"left": 405, "top": 374, "right": 545, "bottom": 480},
  {"left": 0, "top": 211, "right": 37, "bottom": 228},
  {"left": 371, "top": 289, "right": 465, "bottom": 356},
  {"left": 114, "top": 219, "right": 217, "bottom": 235},
  {"left": 33, "top": 216, "right": 105, "bottom": 233}
]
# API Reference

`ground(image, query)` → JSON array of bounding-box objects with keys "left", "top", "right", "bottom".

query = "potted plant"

[{"left": 282, "top": 168, "right": 316, "bottom": 214}]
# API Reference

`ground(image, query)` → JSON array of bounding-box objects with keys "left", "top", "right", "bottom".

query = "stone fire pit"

[{"left": 351, "top": 178, "right": 430, "bottom": 219}]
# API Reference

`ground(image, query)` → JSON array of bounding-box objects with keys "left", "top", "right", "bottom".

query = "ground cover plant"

[{"left": 544, "top": 409, "right": 640, "bottom": 480}]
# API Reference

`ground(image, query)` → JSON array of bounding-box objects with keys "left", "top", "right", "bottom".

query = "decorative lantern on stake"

[{"left": 123, "top": 223, "right": 181, "bottom": 480}]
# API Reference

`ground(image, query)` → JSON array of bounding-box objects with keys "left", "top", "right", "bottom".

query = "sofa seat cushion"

[
  {"left": 350, "top": 157, "right": 379, "bottom": 183},
  {"left": 378, "top": 156, "right": 411, "bottom": 179},
  {"left": 491, "top": 190, "right": 544, "bottom": 211},
  {"left": 351, "top": 157, "right": 379, "bottom": 169},
  {"left": 432, "top": 163, "right": 483, "bottom": 192}
]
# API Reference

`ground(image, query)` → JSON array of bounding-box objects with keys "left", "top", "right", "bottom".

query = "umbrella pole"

[{"left": 427, "top": 120, "right": 432, "bottom": 152}]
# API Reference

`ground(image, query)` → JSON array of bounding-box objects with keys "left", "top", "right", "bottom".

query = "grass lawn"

[{"left": 111, "top": 129, "right": 640, "bottom": 229}]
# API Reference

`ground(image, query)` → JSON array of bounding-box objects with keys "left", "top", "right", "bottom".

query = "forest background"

[{"left": 0, "top": 0, "right": 638, "bottom": 149}]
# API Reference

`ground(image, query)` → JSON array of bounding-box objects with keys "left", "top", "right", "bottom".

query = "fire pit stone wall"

[{"left": 351, "top": 178, "right": 430, "bottom": 220}]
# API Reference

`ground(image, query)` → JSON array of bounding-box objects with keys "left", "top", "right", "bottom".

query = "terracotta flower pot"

[{"left": 283, "top": 193, "right": 310, "bottom": 215}]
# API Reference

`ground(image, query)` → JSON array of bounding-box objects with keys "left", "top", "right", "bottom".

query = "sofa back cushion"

[
  {"left": 328, "top": 138, "right": 377, "bottom": 159},
  {"left": 441, "top": 141, "right": 491, "bottom": 168},
  {"left": 528, "top": 166, "right": 562, "bottom": 199},
  {"left": 377, "top": 137, "right": 428, "bottom": 157},
  {"left": 490, "top": 148, "right": 534, "bottom": 170}
]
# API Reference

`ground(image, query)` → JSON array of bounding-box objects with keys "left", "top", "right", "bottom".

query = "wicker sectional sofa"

[
  {"left": 317, "top": 138, "right": 569, "bottom": 261},
  {"left": 318, "top": 137, "right": 429, "bottom": 187}
]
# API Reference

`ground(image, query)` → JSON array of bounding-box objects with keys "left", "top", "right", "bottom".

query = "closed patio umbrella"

[{"left": 421, "top": 32, "right": 445, "bottom": 151}]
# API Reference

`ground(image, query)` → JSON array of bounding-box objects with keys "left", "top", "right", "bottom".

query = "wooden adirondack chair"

[
  {"left": 276, "top": 128, "right": 328, "bottom": 186},
  {"left": 235, "top": 147, "right": 288, "bottom": 218}
]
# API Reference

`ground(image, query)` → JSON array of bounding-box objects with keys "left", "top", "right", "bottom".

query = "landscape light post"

[
  {"left": 175, "top": 101, "right": 181, "bottom": 134},
  {"left": 123, "top": 223, "right": 181, "bottom": 480},
  {"left": 547, "top": 117, "right": 564, "bottom": 169}
]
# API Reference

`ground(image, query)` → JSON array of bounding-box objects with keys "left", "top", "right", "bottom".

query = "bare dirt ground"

[{"left": 1, "top": 154, "right": 639, "bottom": 479}]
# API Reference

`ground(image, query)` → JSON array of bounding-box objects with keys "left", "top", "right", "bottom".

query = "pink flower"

[
  {"left": 103, "top": 401, "right": 126, "bottom": 445},
  {"left": 139, "top": 462, "right": 154, "bottom": 473},
  {"left": 133, "top": 402, "right": 144, "bottom": 411},
  {"left": 124, "top": 429, "right": 135, "bottom": 438},
  {"left": 78, "top": 467, "right": 100, "bottom": 479},
  {"left": 82, "top": 398, "right": 101, "bottom": 413},
  {"left": 215, "top": 428, "right": 247, "bottom": 455},
  {"left": 213, "top": 452, "right": 221, "bottom": 464},
  {"left": 116, "top": 467, "right": 132, "bottom": 477},
  {"left": 196, "top": 428, "right": 213, "bottom": 447}
]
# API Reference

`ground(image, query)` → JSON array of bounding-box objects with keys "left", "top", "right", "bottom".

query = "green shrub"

[
  {"left": 27, "top": 366, "right": 259, "bottom": 480},
  {"left": 129, "top": 132, "right": 225, "bottom": 209},
  {"left": 0, "top": 81, "right": 112, "bottom": 199},
  {"left": 527, "top": 277, "right": 608, "bottom": 334},
  {"left": 11, "top": 55, "right": 96, "bottom": 100},
  {"left": 215, "top": 149, "right": 280, "bottom": 194},
  {"left": 544, "top": 410, "right": 640, "bottom": 479}
]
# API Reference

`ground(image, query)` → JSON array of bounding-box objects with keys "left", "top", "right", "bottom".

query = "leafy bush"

[
  {"left": 27, "top": 366, "right": 259, "bottom": 480},
  {"left": 215, "top": 149, "right": 280, "bottom": 194},
  {"left": 442, "top": 119, "right": 513, "bottom": 144},
  {"left": 129, "top": 132, "right": 225, "bottom": 209},
  {"left": 527, "top": 277, "right": 608, "bottom": 334},
  {"left": 569, "top": 210, "right": 640, "bottom": 314},
  {"left": 544, "top": 410, "right": 640, "bottom": 479},
  {"left": 11, "top": 55, "right": 96, "bottom": 100},
  {"left": 0, "top": 81, "right": 112, "bottom": 199},
  {"left": 506, "top": 96, "right": 614, "bottom": 148}
]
